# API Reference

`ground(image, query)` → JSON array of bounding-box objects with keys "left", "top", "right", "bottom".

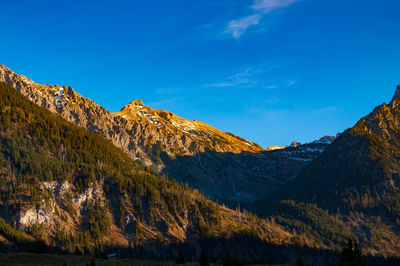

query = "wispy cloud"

[
  {"left": 266, "top": 96, "right": 280, "bottom": 105},
  {"left": 224, "top": 0, "right": 301, "bottom": 39},
  {"left": 205, "top": 68, "right": 258, "bottom": 88},
  {"left": 147, "top": 97, "right": 184, "bottom": 109},
  {"left": 264, "top": 84, "right": 278, "bottom": 89},
  {"left": 224, "top": 14, "right": 262, "bottom": 39},
  {"left": 205, "top": 81, "right": 237, "bottom": 88},
  {"left": 251, "top": 0, "right": 299, "bottom": 12},
  {"left": 288, "top": 80, "right": 296, "bottom": 86}
]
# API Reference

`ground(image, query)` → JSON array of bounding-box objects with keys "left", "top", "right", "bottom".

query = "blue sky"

[{"left": 2, "top": 0, "right": 400, "bottom": 147}]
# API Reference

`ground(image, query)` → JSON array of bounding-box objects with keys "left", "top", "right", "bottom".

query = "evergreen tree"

[
  {"left": 296, "top": 256, "right": 305, "bottom": 266},
  {"left": 199, "top": 250, "right": 210, "bottom": 265},
  {"left": 338, "top": 238, "right": 366, "bottom": 266},
  {"left": 222, "top": 252, "right": 242, "bottom": 266},
  {"left": 74, "top": 245, "right": 83, "bottom": 255},
  {"left": 29, "top": 240, "right": 50, "bottom": 254},
  {"left": 175, "top": 251, "right": 185, "bottom": 264}
]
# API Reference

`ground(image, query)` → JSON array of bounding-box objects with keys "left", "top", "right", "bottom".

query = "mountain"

[
  {"left": 269, "top": 85, "right": 400, "bottom": 217},
  {"left": 114, "top": 99, "right": 263, "bottom": 156},
  {"left": 0, "top": 81, "right": 309, "bottom": 260},
  {"left": 0, "top": 64, "right": 330, "bottom": 202},
  {"left": 0, "top": 64, "right": 261, "bottom": 164},
  {"left": 249, "top": 85, "right": 400, "bottom": 257},
  {"left": 1, "top": 65, "right": 400, "bottom": 262},
  {"left": 164, "top": 140, "right": 332, "bottom": 202}
]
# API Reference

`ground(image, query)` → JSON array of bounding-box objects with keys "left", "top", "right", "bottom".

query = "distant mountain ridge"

[
  {"left": 114, "top": 99, "right": 263, "bottom": 154},
  {"left": 0, "top": 64, "right": 262, "bottom": 162},
  {"left": 3, "top": 63, "right": 400, "bottom": 261},
  {"left": 266, "top": 135, "right": 339, "bottom": 152},
  {"left": 0, "top": 80, "right": 378, "bottom": 264},
  {"left": 0, "top": 64, "right": 331, "bottom": 202}
]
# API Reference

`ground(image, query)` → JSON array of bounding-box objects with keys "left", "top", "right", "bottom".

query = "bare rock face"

[
  {"left": 0, "top": 65, "right": 148, "bottom": 163},
  {"left": 19, "top": 208, "right": 56, "bottom": 229},
  {"left": 113, "top": 98, "right": 264, "bottom": 172},
  {"left": 0, "top": 64, "right": 331, "bottom": 202},
  {"left": 392, "top": 84, "right": 400, "bottom": 101},
  {"left": 0, "top": 65, "right": 262, "bottom": 164}
]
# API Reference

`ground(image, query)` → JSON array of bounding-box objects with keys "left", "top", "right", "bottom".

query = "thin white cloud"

[
  {"left": 225, "top": 0, "right": 301, "bottom": 38},
  {"left": 266, "top": 96, "right": 280, "bottom": 105},
  {"left": 147, "top": 97, "right": 184, "bottom": 109},
  {"left": 251, "top": 0, "right": 299, "bottom": 13},
  {"left": 224, "top": 14, "right": 262, "bottom": 39},
  {"left": 205, "top": 68, "right": 257, "bottom": 88},
  {"left": 264, "top": 85, "right": 278, "bottom": 89},
  {"left": 205, "top": 81, "right": 236, "bottom": 88}
]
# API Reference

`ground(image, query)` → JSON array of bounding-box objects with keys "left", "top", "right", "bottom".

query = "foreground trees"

[{"left": 338, "top": 238, "right": 366, "bottom": 266}]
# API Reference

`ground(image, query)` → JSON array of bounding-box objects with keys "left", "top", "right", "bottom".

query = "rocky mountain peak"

[
  {"left": 392, "top": 84, "right": 400, "bottom": 101},
  {"left": 0, "top": 64, "right": 13, "bottom": 73},
  {"left": 122, "top": 99, "right": 144, "bottom": 108},
  {"left": 119, "top": 99, "right": 147, "bottom": 114},
  {"left": 290, "top": 141, "right": 301, "bottom": 147},
  {"left": 0, "top": 64, "right": 36, "bottom": 90},
  {"left": 0, "top": 64, "right": 271, "bottom": 201},
  {"left": 266, "top": 146, "right": 286, "bottom": 151}
]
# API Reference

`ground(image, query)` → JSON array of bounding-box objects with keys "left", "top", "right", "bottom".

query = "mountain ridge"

[
  {"left": 247, "top": 84, "right": 400, "bottom": 257},
  {"left": 0, "top": 64, "right": 329, "bottom": 202},
  {"left": 113, "top": 96, "right": 263, "bottom": 155},
  {"left": 2, "top": 65, "right": 400, "bottom": 260},
  {"left": 0, "top": 64, "right": 263, "bottom": 160},
  {"left": 0, "top": 81, "right": 304, "bottom": 260}
]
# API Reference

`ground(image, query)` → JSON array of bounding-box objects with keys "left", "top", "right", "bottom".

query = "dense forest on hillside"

[
  {"left": 261, "top": 99, "right": 400, "bottom": 223},
  {"left": 0, "top": 82, "right": 311, "bottom": 263},
  {"left": 2, "top": 80, "right": 400, "bottom": 264},
  {"left": 248, "top": 97, "right": 400, "bottom": 259}
]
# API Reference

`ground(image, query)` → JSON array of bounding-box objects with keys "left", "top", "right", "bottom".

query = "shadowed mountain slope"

[
  {"left": 0, "top": 81, "right": 305, "bottom": 258},
  {"left": 248, "top": 85, "right": 400, "bottom": 257},
  {"left": 267, "top": 85, "right": 400, "bottom": 219},
  {"left": 0, "top": 64, "right": 328, "bottom": 202}
]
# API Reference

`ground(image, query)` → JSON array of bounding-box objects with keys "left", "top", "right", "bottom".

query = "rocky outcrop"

[
  {"left": 19, "top": 208, "right": 56, "bottom": 229},
  {"left": 267, "top": 146, "right": 286, "bottom": 151}
]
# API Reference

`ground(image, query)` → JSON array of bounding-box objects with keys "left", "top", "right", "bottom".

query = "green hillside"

[
  {"left": 249, "top": 88, "right": 400, "bottom": 258},
  {"left": 0, "top": 81, "right": 294, "bottom": 259}
]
